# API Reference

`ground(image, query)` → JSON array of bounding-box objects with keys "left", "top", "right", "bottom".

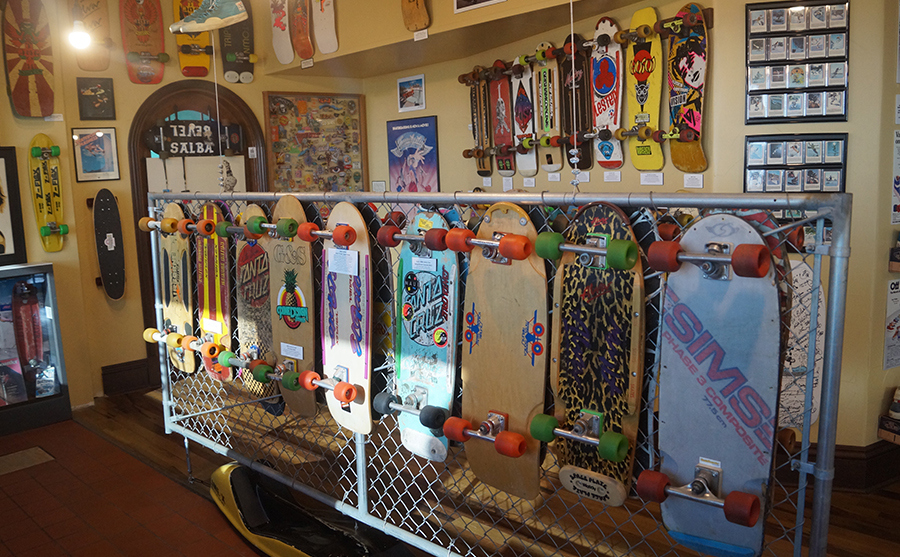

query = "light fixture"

[{"left": 69, "top": 20, "right": 91, "bottom": 50}]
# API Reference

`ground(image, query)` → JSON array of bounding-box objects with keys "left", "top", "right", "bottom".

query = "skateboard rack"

[{"left": 148, "top": 191, "right": 850, "bottom": 557}]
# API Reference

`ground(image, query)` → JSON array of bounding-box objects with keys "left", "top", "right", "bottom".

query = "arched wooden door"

[{"left": 128, "top": 80, "right": 267, "bottom": 387}]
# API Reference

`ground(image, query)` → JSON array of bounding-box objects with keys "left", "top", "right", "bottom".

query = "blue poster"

[{"left": 386, "top": 116, "right": 439, "bottom": 194}]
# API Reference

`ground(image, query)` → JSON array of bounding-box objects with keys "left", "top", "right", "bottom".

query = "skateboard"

[
  {"left": 270, "top": 0, "right": 294, "bottom": 64},
  {"left": 195, "top": 202, "right": 233, "bottom": 382},
  {"left": 3, "top": 0, "right": 54, "bottom": 117},
  {"left": 533, "top": 42, "right": 563, "bottom": 173},
  {"left": 28, "top": 134, "right": 67, "bottom": 253},
  {"left": 312, "top": 0, "right": 337, "bottom": 54},
  {"left": 174, "top": 0, "right": 211, "bottom": 77},
  {"left": 510, "top": 55, "right": 538, "bottom": 177},
  {"left": 660, "top": 3, "right": 711, "bottom": 172},
  {"left": 290, "top": 0, "right": 314, "bottom": 60},
  {"left": 121, "top": 0, "right": 168, "bottom": 84},
  {"left": 531, "top": 203, "right": 643, "bottom": 505},
  {"left": 459, "top": 66, "right": 492, "bottom": 177},
  {"left": 639, "top": 214, "right": 780, "bottom": 556},
  {"left": 92, "top": 189, "right": 125, "bottom": 300},
  {"left": 592, "top": 17, "right": 625, "bottom": 169},
  {"left": 72, "top": 0, "right": 112, "bottom": 71},
  {"left": 220, "top": 0, "right": 256, "bottom": 83},
  {"left": 615, "top": 7, "right": 664, "bottom": 171},
  {"left": 488, "top": 60, "right": 516, "bottom": 177},
  {"left": 558, "top": 33, "right": 594, "bottom": 170},
  {"left": 401, "top": 0, "right": 428, "bottom": 32},
  {"left": 441, "top": 202, "right": 548, "bottom": 500},
  {"left": 12, "top": 281, "right": 42, "bottom": 400},
  {"left": 373, "top": 210, "right": 460, "bottom": 462}
]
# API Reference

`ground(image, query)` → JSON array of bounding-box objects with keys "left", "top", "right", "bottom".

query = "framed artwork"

[
  {"left": 263, "top": 92, "right": 367, "bottom": 192},
  {"left": 387, "top": 116, "right": 439, "bottom": 194},
  {"left": 0, "top": 148, "right": 28, "bottom": 265},
  {"left": 455, "top": 0, "right": 506, "bottom": 13},
  {"left": 398, "top": 74, "right": 425, "bottom": 112},
  {"left": 76, "top": 77, "right": 116, "bottom": 121},
  {"left": 71, "top": 128, "right": 119, "bottom": 182}
]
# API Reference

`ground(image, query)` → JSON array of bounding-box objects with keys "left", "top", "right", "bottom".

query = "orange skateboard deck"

[
  {"left": 121, "top": 0, "right": 167, "bottom": 84},
  {"left": 72, "top": 0, "right": 111, "bottom": 71},
  {"left": 290, "top": 0, "right": 314, "bottom": 60},
  {"left": 3, "top": 0, "right": 54, "bottom": 117}
]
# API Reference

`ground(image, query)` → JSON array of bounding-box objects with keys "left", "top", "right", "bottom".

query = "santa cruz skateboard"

[
  {"left": 175, "top": 0, "right": 211, "bottom": 77},
  {"left": 92, "top": 189, "right": 125, "bottom": 300},
  {"left": 639, "top": 214, "right": 780, "bottom": 556},
  {"left": 459, "top": 66, "right": 492, "bottom": 177},
  {"left": 121, "top": 0, "right": 168, "bottom": 84},
  {"left": 3, "top": 0, "right": 54, "bottom": 117},
  {"left": 28, "top": 134, "right": 67, "bottom": 253},
  {"left": 195, "top": 203, "right": 233, "bottom": 381},
  {"left": 442, "top": 202, "right": 548, "bottom": 500},
  {"left": 373, "top": 210, "right": 460, "bottom": 462},
  {"left": 558, "top": 33, "right": 593, "bottom": 170},
  {"left": 660, "top": 3, "right": 711, "bottom": 173},
  {"left": 510, "top": 55, "right": 538, "bottom": 177},
  {"left": 534, "top": 42, "right": 563, "bottom": 173},
  {"left": 270, "top": 0, "right": 293, "bottom": 64},
  {"left": 592, "top": 17, "right": 624, "bottom": 169},
  {"left": 72, "top": 0, "right": 112, "bottom": 72},
  {"left": 530, "top": 203, "right": 643, "bottom": 506},
  {"left": 290, "top": 0, "right": 314, "bottom": 60},
  {"left": 312, "top": 0, "right": 337, "bottom": 54},
  {"left": 220, "top": 0, "right": 256, "bottom": 83},
  {"left": 488, "top": 60, "right": 516, "bottom": 177},
  {"left": 401, "top": 0, "right": 428, "bottom": 32},
  {"left": 615, "top": 7, "right": 664, "bottom": 171}
]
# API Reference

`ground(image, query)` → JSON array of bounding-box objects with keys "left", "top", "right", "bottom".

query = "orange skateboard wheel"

[
  {"left": 333, "top": 225, "right": 357, "bottom": 246},
  {"left": 384, "top": 211, "right": 406, "bottom": 228},
  {"left": 498, "top": 234, "right": 533, "bottom": 260},
  {"left": 333, "top": 381, "right": 357, "bottom": 403},
  {"left": 648, "top": 241, "right": 683, "bottom": 272},
  {"left": 138, "top": 217, "right": 154, "bottom": 232},
  {"left": 297, "top": 222, "right": 320, "bottom": 242},
  {"left": 636, "top": 470, "right": 670, "bottom": 503},
  {"left": 443, "top": 417, "right": 472, "bottom": 442},
  {"left": 549, "top": 135, "right": 563, "bottom": 148},
  {"left": 181, "top": 335, "right": 198, "bottom": 352},
  {"left": 732, "top": 244, "right": 771, "bottom": 278},
  {"left": 446, "top": 228, "right": 475, "bottom": 252},
  {"left": 177, "top": 219, "right": 194, "bottom": 235},
  {"left": 247, "top": 359, "right": 268, "bottom": 371},
  {"left": 424, "top": 228, "right": 449, "bottom": 251},
  {"left": 657, "top": 223, "right": 681, "bottom": 241},
  {"left": 377, "top": 225, "right": 401, "bottom": 247},
  {"left": 298, "top": 370, "right": 320, "bottom": 391},
  {"left": 723, "top": 491, "right": 761, "bottom": 527},
  {"left": 196, "top": 219, "right": 216, "bottom": 237},
  {"left": 200, "top": 342, "right": 221, "bottom": 358},
  {"left": 787, "top": 227, "right": 804, "bottom": 252},
  {"left": 494, "top": 431, "right": 527, "bottom": 458}
]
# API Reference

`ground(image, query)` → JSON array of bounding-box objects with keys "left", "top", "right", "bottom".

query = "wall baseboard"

[
  {"left": 775, "top": 439, "right": 900, "bottom": 492},
  {"left": 101, "top": 359, "right": 152, "bottom": 396}
]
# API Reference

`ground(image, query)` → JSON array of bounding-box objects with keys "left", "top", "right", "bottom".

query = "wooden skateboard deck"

[
  {"left": 312, "top": 0, "right": 336, "bottom": 54},
  {"left": 12, "top": 281, "right": 41, "bottom": 399},
  {"left": 592, "top": 17, "right": 624, "bottom": 169},
  {"left": 511, "top": 57, "right": 538, "bottom": 177},
  {"left": 290, "top": 0, "right": 314, "bottom": 60},
  {"left": 221, "top": 0, "right": 255, "bottom": 83},
  {"left": 665, "top": 3, "right": 709, "bottom": 173},
  {"left": 121, "top": 0, "right": 166, "bottom": 84},
  {"left": 197, "top": 202, "right": 232, "bottom": 382},
  {"left": 461, "top": 202, "right": 548, "bottom": 499},
  {"left": 174, "top": 0, "right": 210, "bottom": 77},
  {"left": 534, "top": 42, "right": 562, "bottom": 173},
  {"left": 321, "top": 202, "right": 373, "bottom": 434},
  {"left": 72, "top": 0, "right": 111, "bottom": 71},
  {"left": 28, "top": 134, "right": 64, "bottom": 253},
  {"left": 92, "top": 189, "right": 125, "bottom": 300},
  {"left": 549, "top": 203, "right": 644, "bottom": 505},
  {"left": 489, "top": 60, "right": 516, "bottom": 177},
  {"left": 269, "top": 0, "right": 294, "bottom": 64},
  {"left": 160, "top": 203, "right": 197, "bottom": 374},
  {"left": 265, "top": 196, "right": 316, "bottom": 417},
  {"left": 400, "top": 0, "right": 428, "bottom": 32},
  {"left": 559, "top": 33, "right": 593, "bottom": 170},
  {"left": 3, "top": 0, "right": 54, "bottom": 117},
  {"left": 623, "top": 7, "right": 663, "bottom": 171},
  {"left": 461, "top": 66, "right": 492, "bottom": 177}
]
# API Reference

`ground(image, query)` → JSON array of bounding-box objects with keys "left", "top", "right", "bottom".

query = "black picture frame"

[
  {"left": 76, "top": 77, "right": 116, "bottom": 121},
  {"left": 0, "top": 148, "right": 29, "bottom": 265},
  {"left": 71, "top": 128, "right": 120, "bottom": 182}
]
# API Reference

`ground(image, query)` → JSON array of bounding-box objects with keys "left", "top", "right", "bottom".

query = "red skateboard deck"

[{"left": 3, "top": 0, "right": 54, "bottom": 117}]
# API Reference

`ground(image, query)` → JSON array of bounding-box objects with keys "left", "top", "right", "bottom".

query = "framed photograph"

[
  {"left": 808, "top": 35, "right": 827, "bottom": 58},
  {"left": 386, "top": 116, "right": 439, "bottom": 194},
  {"left": 749, "top": 9, "right": 768, "bottom": 33},
  {"left": 785, "top": 141, "right": 804, "bottom": 164},
  {"left": 788, "top": 65, "right": 807, "bottom": 88},
  {"left": 765, "top": 169, "right": 784, "bottom": 191},
  {"left": 748, "top": 95, "right": 767, "bottom": 119},
  {"left": 455, "top": 0, "right": 506, "bottom": 14},
  {"left": 806, "top": 92, "right": 824, "bottom": 116},
  {"left": 768, "top": 93, "right": 785, "bottom": 117},
  {"left": 805, "top": 141, "right": 823, "bottom": 163},
  {"left": 748, "top": 67, "right": 768, "bottom": 90},
  {"left": 76, "top": 77, "right": 115, "bottom": 121},
  {"left": 789, "top": 7, "right": 807, "bottom": 31},
  {"left": 829, "top": 4, "right": 847, "bottom": 27},
  {"left": 786, "top": 93, "right": 805, "bottom": 117},
  {"left": 823, "top": 170, "right": 841, "bottom": 191},
  {"left": 0, "top": 148, "right": 28, "bottom": 265},
  {"left": 785, "top": 169, "right": 803, "bottom": 191},
  {"left": 397, "top": 74, "right": 425, "bottom": 112},
  {"left": 804, "top": 168, "right": 822, "bottom": 190},
  {"left": 789, "top": 36, "right": 807, "bottom": 60},
  {"left": 809, "top": 6, "right": 828, "bottom": 29},
  {"left": 770, "top": 66, "right": 787, "bottom": 88},
  {"left": 828, "top": 61, "right": 846, "bottom": 85},
  {"left": 769, "top": 9, "right": 787, "bottom": 32},
  {"left": 808, "top": 63, "right": 826, "bottom": 86},
  {"left": 71, "top": 128, "right": 119, "bottom": 182},
  {"left": 747, "top": 169, "right": 765, "bottom": 191},
  {"left": 825, "top": 90, "right": 845, "bottom": 115},
  {"left": 828, "top": 33, "right": 846, "bottom": 57},
  {"left": 747, "top": 142, "right": 766, "bottom": 165},
  {"left": 749, "top": 39, "right": 767, "bottom": 61},
  {"left": 767, "top": 141, "right": 784, "bottom": 164},
  {"left": 825, "top": 140, "right": 843, "bottom": 163},
  {"left": 769, "top": 37, "right": 787, "bottom": 60}
]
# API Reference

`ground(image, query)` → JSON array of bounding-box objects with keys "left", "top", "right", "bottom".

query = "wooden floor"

[{"left": 72, "top": 390, "right": 900, "bottom": 557}]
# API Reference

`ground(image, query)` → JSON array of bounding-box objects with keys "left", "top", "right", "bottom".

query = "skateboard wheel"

[
  {"left": 549, "top": 136, "right": 563, "bottom": 148},
  {"left": 636, "top": 24, "right": 653, "bottom": 38},
  {"left": 333, "top": 381, "right": 357, "bottom": 403},
  {"left": 246, "top": 216, "right": 267, "bottom": 235},
  {"left": 777, "top": 427, "right": 798, "bottom": 454},
  {"left": 177, "top": 219, "right": 194, "bottom": 235},
  {"left": 498, "top": 234, "right": 533, "bottom": 261},
  {"left": 138, "top": 217, "right": 154, "bottom": 232},
  {"left": 39, "top": 226, "right": 51, "bottom": 237},
  {"left": 419, "top": 405, "right": 449, "bottom": 429},
  {"left": 297, "top": 222, "right": 320, "bottom": 242},
  {"left": 373, "top": 391, "right": 399, "bottom": 415},
  {"left": 248, "top": 54, "right": 259, "bottom": 63},
  {"left": 158, "top": 53, "right": 171, "bottom": 63},
  {"left": 607, "top": 239, "right": 639, "bottom": 270},
  {"left": 657, "top": 223, "right": 680, "bottom": 241},
  {"left": 247, "top": 359, "right": 268, "bottom": 372},
  {"left": 648, "top": 241, "right": 683, "bottom": 272},
  {"left": 384, "top": 211, "right": 406, "bottom": 228},
  {"left": 59, "top": 224, "right": 69, "bottom": 235},
  {"left": 181, "top": 335, "right": 198, "bottom": 352},
  {"left": 462, "top": 149, "right": 475, "bottom": 159},
  {"left": 165, "top": 333, "right": 184, "bottom": 349},
  {"left": 636, "top": 470, "right": 670, "bottom": 503},
  {"left": 217, "top": 351, "right": 236, "bottom": 367},
  {"left": 215, "top": 221, "right": 232, "bottom": 238},
  {"left": 637, "top": 126, "right": 654, "bottom": 141},
  {"left": 535, "top": 232, "right": 565, "bottom": 260},
  {"left": 679, "top": 128, "right": 697, "bottom": 142},
  {"left": 494, "top": 431, "right": 527, "bottom": 458},
  {"left": 685, "top": 12, "right": 701, "bottom": 26},
  {"left": 242, "top": 224, "right": 264, "bottom": 240},
  {"left": 376, "top": 225, "right": 401, "bottom": 248},
  {"left": 651, "top": 130, "right": 666, "bottom": 144},
  {"left": 543, "top": 46, "right": 556, "bottom": 60},
  {"left": 613, "top": 30, "right": 629, "bottom": 44},
  {"left": 298, "top": 370, "right": 320, "bottom": 390},
  {"left": 281, "top": 371, "right": 301, "bottom": 390},
  {"left": 31, "top": 146, "right": 42, "bottom": 158},
  {"left": 200, "top": 342, "right": 221, "bottom": 359},
  {"left": 787, "top": 227, "right": 804, "bottom": 252},
  {"left": 596, "top": 431, "right": 629, "bottom": 462},
  {"left": 196, "top": 219, "right": 216, "bottom": 237},
  {"left": 732, "top": 244, "right": 771, "bottom": 278},
  {"left": 333, "top": 225, "right": 357, "bottom": 246},
  {"left": 563, "top": 42, "right": 576, "bottom": 55},
  {"left": 142, "top": 328, "right": 160, "bottom": 343},
  {"left": 251, "top": 364, "right": 274, "bottom": 383},
  {"left": 443, "top": 417, "right": 473, "bottom": 442},
  {"left": 446, "top": 228, "right": 476, "bottom": 252},
  {"left": 423, "top": 228, "right": 449, "bottom": 251},
  {"left": 723, "top": 491, "right": 761, "bottom": 527},
  {"left": 50, "top": 145, "right": 60, "bottom": 157},
  {"left": 529, "top": 413, "right": 559, "bottom": 443},
  {"left": 613, "top": 128, "right": 628, "bottom": 142},
  {"left": 160, "top": 218, "right": 179, "bottom": 234},
  {"left": 652, "top": 20, "right": 666, "bottom": 35},
  {"left": 275, "top": 218, "right": 299, "bottom": 238}
]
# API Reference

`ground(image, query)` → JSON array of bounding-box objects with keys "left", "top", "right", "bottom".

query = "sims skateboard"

[
  {"left": 459, "top": 66, "right": 492, "bottom": 177},
  {"left": 290, "top": 0, "right": 314, "bottom": 60},
  {"left": 3, "top": 0, "right": 54, "bottom": 117},
  {"left": 373, "top": 209, "right": 461, "bottom": 462},
  {"left": 312, "top": 0, "right": 337, "bottom": 54},
  {"left": 12, "top": 281, "right": 43, "bottom": 400},
  {"left": 639, "top": 214, "right": 780, "bottom": 556},
  {"left": 533, "top": 42, "right": 563, "bottom": 173},
  {"left": 121, "top": 0, "right": 168, "bottom": 84},
  {"left": 194, "top": 202, "right": 233, "bottom": 381},
  {"left": 488, "top": 60, "right": 516, "bottom": 177},
  {"left": 558, "top": 33, "right": 593, "bottom": 170},
  {"left": 28, "top": 135, "right": 67, "bottom": 253},
  {"left": 72, "top": 0, "right": 112, "bottom": 71},
  {"left": 531, "top": 203, "right": 643, "bottom": 506},
  {"left": 270, "top": 0, "right": 294, "bottom": 64},
  {"left": 175, "top": 0, "right": 211, "bottom": 77},
  {"left": 592, "top": 17, "right": 625, "bottom": 169},
  {"left": 92, "top": 188, "right": 125, "bottom": 300},
  {"left": 509, "top": 55, "right": 538, "bottom": 177},
  {"left": 615, "top": 7, "right": 664, "bottom": 171},
  {"left": 441, "top": 202, "right": 548, "bottom": 500},
  {"left": 221, "top": 0, "right": 257, "bottom": 83},
  {"left": 401, "top": 0, "right": 428, "bottom": 32}
]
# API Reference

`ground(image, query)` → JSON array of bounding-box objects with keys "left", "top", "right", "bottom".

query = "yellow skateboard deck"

[
  {"left": 27, "top": 134, "right": 65, "bottom": 252},
  {"left": 623, "top": 7, "right": 664, "bottom": 171},
  {"left": 174, "top": 0, "right": 211, "bottom": 77}
]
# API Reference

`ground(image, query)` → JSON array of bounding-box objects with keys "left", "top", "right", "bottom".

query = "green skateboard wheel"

[
  {"left": 216, "top": 221, "right": 232, "bottom": 238},
  {"left": 217, "top": 351, "right": 236, "bottom": 367},
  {"left": 281, "top": 371, "right": 301, "bottom": 390},
  {"left": 597, "top": 431, "right": 629, "bottom": 462},
  {"left": 39, "top": 226, "right": 51, "bottom": 237},
  {"left": 607, "top": 239, "right": 638, "bottom": 270},
  {"left": 529, "top": 413, "right": 559, "bottom": 443},
  {"left": 251, "top": 365, "right": 274, "bottom": 383},
  {"left": 275, "top": 218, "right": 298, "bottom": 238},
  {"left": 535, "top": 231, "right": 565, "bottom": 260},
  {"left": 246, "top": 215, "right": 267, "bottom": 235},
  {"left": 59, "top": 224, "right": 69, "bottom": 235}
]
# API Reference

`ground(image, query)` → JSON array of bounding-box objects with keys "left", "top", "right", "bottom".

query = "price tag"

[
  {"left": 202, "top": 318, "right": 223, "bottom": 335},
  {"left": 604, "top": 171, "right": 621, "bottom": 182},
  {"left": 328, "top": 248, "right": 359, "bottom": 276},
  {"left": 502, "top": 177, "right": 513, "bottom": 191},
  {"left": 482, "top": 177, "right": 492, "bottom": 188},
  {"left": 412, "top": 257, "right": 437, "bottom": 272},
  {"left": 281, "top": 343, "right": 304, "bottom": 360},
  {"left": 640, "top": 172, "right": 664, "bottom": 186},
  {"left": 684, "top": 174, "right": 704, "bottom": 188},
  {"left": 523, "top": 177, "right": 536, "bottom": 188},
  {"left": 548, "top": 173, "right": 561, "bottom": 182}
]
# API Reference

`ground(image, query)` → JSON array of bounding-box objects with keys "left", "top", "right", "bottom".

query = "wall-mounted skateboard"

[
  {"left": 92, "top": 189, "right": 125, "bottom": 300},
  {"left": 72, "top": 0, "right": 113, "bottom": 72},
  {"left": 174, "top": 0, "right": 210, "bottom": 77},
  {"left": 3, "top": 0, "right": 55, "bottom": 117},
  {"left": 28, "top": 135, "right": 67, "bottom": 252},
  {"left": 220, "top": 0, "right": 257, "bottom": 83},
  {"left": 459, "top": 66, "right": 493, "bottom": 177},
  {"left": 121, "top": 0, "right": 168, "bottom": 84}
]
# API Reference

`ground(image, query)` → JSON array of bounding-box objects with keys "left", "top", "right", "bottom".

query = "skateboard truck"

[
  {"left": 226, "top": 52, "right": 259, "bottom": 63},
  {"left": 139, "top": 216, "right": 180, "bottom": 234},
  {"left": 651, "top": 126, "right": 697, "bottom": 144},
  {"left": 40, "top": 222, "right": 69, "bottom": 238},
  {"left": 530, "top": 410, "right": 629, "bottom": 461},
  {"left": 637, "top": 468, "right": 761, "bottom": 527},
  {"left": 154, "top": 218, "right": 217, "bottom": 237},
  {"left": 376, "top": 225, "right": 451, "bottom": 253},
  {"left": 295, "top": 368, "right": 358, "bottom": 403},
  {"left": 613, "top": 24, "right": 654, "bottom": 44},
  {"left": 373, "top": 388, "right": 450, "bottom": 431},
  {"left": 516, "top": 136, "right": 537, "bottom": 154},
  {"left": 442, "top": 228, "right": 532, "bottom": 262},
  {"left": 534, "top": 231, "right": 638, "bottom": 270},
  {"left": 462, "top": 146, "right": 487, "bottom": 159},
  {"left": 614, "top": 124, "right": 656, "bottom": 142},
  {"left": 179, "top": 44, "right": 214, "bottom": 55},
  {"left": 216, "top": 352, "right": 306, "bottom": 391},
  {"left": 296, "top": 222, "right": 357, "bottom": 246},
  {"left": 443, "top": 411, "right": 528, "bottom": 458},
  {"left": 654, "top": 7, "right": 714, "bottom": 38},
  {"left": 648, "top": 240, "right": 771, "bottom": 279}
]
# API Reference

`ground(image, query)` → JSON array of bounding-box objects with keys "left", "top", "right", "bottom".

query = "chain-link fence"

[{"left": 147, "top": 191, "right": 850, "bottom": 557}]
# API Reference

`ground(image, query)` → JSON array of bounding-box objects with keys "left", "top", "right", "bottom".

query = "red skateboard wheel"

[
  {"left": 333, "top": 225, "right": 357, "bottom": 246},
  {"left": 423, "top": 228, "right": 449, "bottom": 251},
  {"left": 636, "top": 470, "right": 670, "bottom": 503},
  {"left": 446, "top": 228, "right": 476, "bottom": 252},
  {"left": 494, "top": 431, "right": 527, "bottom": 458},
  {"left": 723, "top": 491, "right": 761, "bottom": 527},
  {"left": 443, "top": 417, "right": 473, "bottom": 442},
  {"left": 297, "top": 222, "right": 320, "bottom": 242},
  {"left": 648, "top": 241, "right": 683, "bottom": 272},
  {"left": 657, "top": 223, "right": 681, "bottom": 241},
  {"left": 732, "top": 244, "right": 771, "bottom": 278},
  {"left": 377, "top": 225, "right": 401, "bottom": 248}
]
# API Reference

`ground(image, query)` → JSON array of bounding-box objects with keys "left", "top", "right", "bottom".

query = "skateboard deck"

[
  {"left": 394, "top": 210, "right": 460, "bottom": 461},
  {"left": 197, "top": 202, "right": 232, "bottom": 382},
  {"left": 312, "top": 0, "right": 336, "bottom": 54},
  {"left": 265, "top": 196, "right": 316, "bottom": 417},
  {"left": 534, "top": 41, "right": 562, "bottom": 173},
  {"left": 401, "top": 0, "right": 428, "bottom": 32},
  {"left": 12, "top": 281, "right": 41, "bottom": 399},
  {"left": 622, "top": 7, "right": 664, "bottom": 171},
  {"left": 92, "top": 189, "right": 125, "bottom": 300},
  {"left": 592, "top": 17, "right": 624, "bottom": 169},
  {"left": 461, "top": 66, "right": 492, "bottom": 177},
  {"left": 665, "top": 3, "right": 709, "bottom": 173},
  {"left": 269, "top": 0, "right": 294, "bottom": 64},
  {"left": 221, "top": 0, "right": 255, "bottom": 83},
  {"left": 460, "top": 202, "right": 548, "bottom": 499},
  {"left": 72, "top": 0, "right": 111, "bottom": 71},
  {"left": 290, "top": 0, "right": 314, "bottom": 60},
  {"left": 489, "top": 60, "right": 516, "bottom": 177},
  {"left": 510, "top": 57, "right": 538, "bottom": 177},
  {"left": 549, "top": 203, "right": 644, "bottom": 505},
  {"left": 653, "top": 214, "right": 780, "bottom": 555},
  {"left": 160, "top": 203, "right": 197, "bottom": 374},
  {"left": 559, "top": 33, "right": 593, "bottom": 170},
  {"left": 175, "top": 0, "right": 210, "bottom": 77},
  {"left": 121, "top": 0, "right": 166, "bottom": 84},
  {"left": 28, "top": 134, "right": 65, "bottom": 253},
  {"left": 3, "top": 0, "right": 54, "bottom": 117},
  {"left": 321, "top": 202, "right": 373, "bottom": 434}
]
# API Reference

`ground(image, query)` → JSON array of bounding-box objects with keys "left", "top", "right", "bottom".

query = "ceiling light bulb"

[{"left": 69, "top": 21, "right": 91, "bottom": 50}]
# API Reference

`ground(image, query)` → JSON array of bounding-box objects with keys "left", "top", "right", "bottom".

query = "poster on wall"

[
  {"left": 454, "top": 0, "right": 505, "bottom": 13},
  {"left": 893, "top": 131, "right": 900, "bottom": 224},
  {"left": 387, "top": 116, "right": 439, "bottom": 195},
  {"left": 398, "top": 74, "right": 425, "bottom": 112},
  {"left": 886, "top": 279, "right": 900, "bottom": 369},
  {"left": 76, "top": 77, "right": 116, "bottom": 120},
  {"left": 72, "top": 128, "right": 119, "bottom": 182}
]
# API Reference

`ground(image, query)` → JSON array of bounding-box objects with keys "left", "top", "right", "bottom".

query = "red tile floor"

[{"left": 0, "top": 421, "right": 259, "bottom": 557}]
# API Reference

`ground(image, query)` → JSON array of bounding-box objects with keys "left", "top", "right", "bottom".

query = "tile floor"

[{"left": 0, "top": 421, "right": 259, "bottom": 556}]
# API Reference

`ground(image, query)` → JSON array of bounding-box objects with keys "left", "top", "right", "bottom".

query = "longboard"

[
  {"left": 510, "top": 56, "right": 538, "bottom": 177},
  {"left": 460, "top": 66, "right": 492, "bottom": 177},
  {"left": 270, "top": 0, "right": 294, "bottom": 64},
  {"left": 290, "top": 0, "right": 314, "bottom": 60},
  {"left": 559, "top": 33, "right": 593, "bottom": 170},
  {"left": 312, "top": 0, "right": 337, "bottom": 54},
  {"left": 12, "top": 281, "right": 42, "bottom": 400},
  {"left": 72, "top": 0, "right": 111, "bottom": 72},
  {"left": 28, "top": 134, "right": 66, "bottom": 252},
  {"left": 3, "top": 0, "right": 54, "bottom": 117},
  {"left": 92, "top": 188, "right": 125, "bottom": 300},
  {"left": 592, "top": 17, "right": 625, "bottom": 169},
  {"left": 619, "top": 7, "right": 664, "bottom": 171},
  {"left": 221, "top": 0, "right": 255, "bottom": 83},
  {"left": 121, "top": 0, "right": 167, "bottom": 84},
  {"left": 534, "top": 42, "right": 562, "bottom": 173},
  {"left": 489, "top": 60, "right": 516, "bottom": 177},
  {"left": 160, "top": 203, "right": 197, "bottom": 374},
  {"left": 197, "top": 202, "right": 232, "bottom": 382},
  {"left": 174, "top": 0, "right": 211, "bottom": 77}
]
